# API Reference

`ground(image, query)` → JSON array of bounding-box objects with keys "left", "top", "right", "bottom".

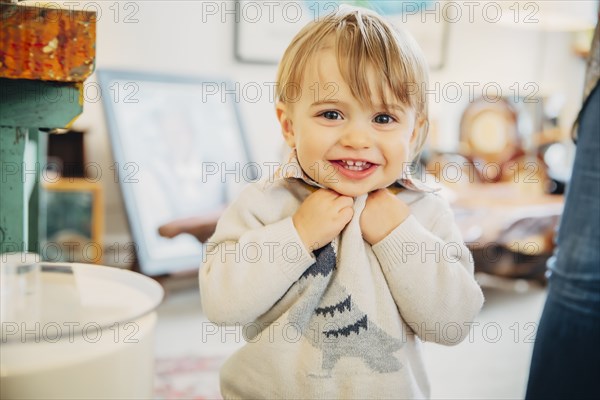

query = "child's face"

[{"left": 277, "top": 49, "right": 421, "bottom": 197}]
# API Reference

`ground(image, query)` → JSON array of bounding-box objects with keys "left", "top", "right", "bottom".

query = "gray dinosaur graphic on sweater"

[{"left": 288, "top": 243, "right": 404, "bottom": 374}]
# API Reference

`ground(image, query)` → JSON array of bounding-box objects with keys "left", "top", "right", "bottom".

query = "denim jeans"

[{"left": 525, "top": 83, "right": 600, "bottom": 399}]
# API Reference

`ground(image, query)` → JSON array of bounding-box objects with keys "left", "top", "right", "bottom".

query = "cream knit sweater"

[{"left": 199, "top": 171, "right": 484, "bottom": 399}]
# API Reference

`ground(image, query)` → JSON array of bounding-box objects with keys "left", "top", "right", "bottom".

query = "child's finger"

[
  {"left": 333, "top": 195, "right": 354, "bottom": 209},
  {"left": 337, "top": 206, "right": 354, "bottom": 222}
]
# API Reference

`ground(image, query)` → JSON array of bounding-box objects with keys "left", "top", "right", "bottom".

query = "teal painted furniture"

[{"left": 0, "top": 3, "right": 96, "bottom": 253}]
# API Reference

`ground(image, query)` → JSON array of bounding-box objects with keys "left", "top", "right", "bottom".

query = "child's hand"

[
  {"left": 360, "top": 189, "right": 410, "bottom": 245},
  {"left": 293, "top": 189, "right": 354, "bottom": 252}
]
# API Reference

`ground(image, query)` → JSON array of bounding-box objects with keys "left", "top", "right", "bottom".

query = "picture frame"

[
  {"left": 234, "top": 0, "right": 449, "bottom": 70},
  {"left": 43, "top": 178, "right": 104, "bottom": 264},
  {"left": 98, "top": 70, "right": 255, "bottom": 276}
]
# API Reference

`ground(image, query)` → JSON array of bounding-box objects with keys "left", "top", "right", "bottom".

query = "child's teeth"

[{"left": 340, "top": 160, "right": 371, "bottom": 171}]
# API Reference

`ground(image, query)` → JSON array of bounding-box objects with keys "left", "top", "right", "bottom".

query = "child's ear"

[
  {"left": 276, "top": 102, "right": 296, "bottom": 148},
  {"left": 410, "top": 117, "right": 425, "bottom": 145},
  {"left": 409, "top": 117, "right": 426, "bottom": 157}
]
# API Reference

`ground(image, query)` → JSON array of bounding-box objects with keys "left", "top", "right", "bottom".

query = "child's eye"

[
  {"left": 320, "top": 111, "right": 342, "bottom": 120},
  {"left": 373, "top": 114, "right": 396, "bottom": 124}
]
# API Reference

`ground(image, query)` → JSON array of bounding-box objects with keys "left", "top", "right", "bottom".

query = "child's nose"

[{"left": 339, "top": 124, "right": 372, "bottom": 149}]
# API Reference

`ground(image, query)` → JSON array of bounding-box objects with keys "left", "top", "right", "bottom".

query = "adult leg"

[{"left": 525, "top": 84, "right": 600, "bottom": 400}]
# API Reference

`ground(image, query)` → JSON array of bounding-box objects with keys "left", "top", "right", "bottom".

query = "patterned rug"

[{"left": 154, "top": 355, "right": 225, "bottom": 400}]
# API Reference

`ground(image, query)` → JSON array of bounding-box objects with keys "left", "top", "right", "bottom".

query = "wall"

[{"left": 55, "top": 0, "right": 595, "bottom": 256}]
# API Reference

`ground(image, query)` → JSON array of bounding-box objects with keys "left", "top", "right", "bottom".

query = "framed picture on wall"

[
  {"left": 98, "top": 70, "right": 255, "bottom": 276},
  {"left": 234, "top": 0, "right": 449, "bottom": 70}
]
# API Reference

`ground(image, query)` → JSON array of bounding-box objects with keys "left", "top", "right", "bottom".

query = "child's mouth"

[{"left": 330, "top": 159, "right": 378, "bottom": 179}]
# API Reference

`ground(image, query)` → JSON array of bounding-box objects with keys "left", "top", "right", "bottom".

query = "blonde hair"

[{"left": 275, "top": 5, "right": 430, "bottom": 159}]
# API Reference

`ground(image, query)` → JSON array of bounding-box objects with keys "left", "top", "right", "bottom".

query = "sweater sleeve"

[
  {"left": 199, "top": 183, "right": 315, "bottom": 325},
  {"left": 371, "top": 196, "right": 484, "bottom": 346}
]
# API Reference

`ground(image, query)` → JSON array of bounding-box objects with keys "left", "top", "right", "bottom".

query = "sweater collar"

[{"left": 273, "top": 150, "right": 438, "bottom": 193}]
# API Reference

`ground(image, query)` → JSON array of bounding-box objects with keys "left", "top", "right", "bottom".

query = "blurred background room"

[{"left": 1, "top": 0, "right": 598, "bottom": 399}]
